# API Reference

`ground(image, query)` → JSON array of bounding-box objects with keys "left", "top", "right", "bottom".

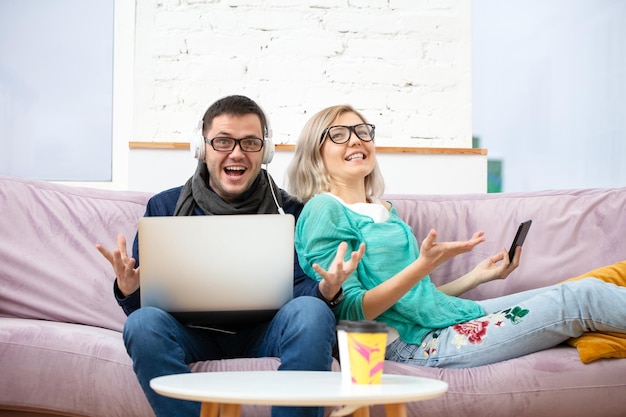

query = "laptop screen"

[{"left": 138, "top": 214, "right": 295, "bottom": 327}]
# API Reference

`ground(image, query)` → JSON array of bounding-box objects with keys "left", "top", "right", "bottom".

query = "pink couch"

[{"left": 1, "top": 174, "right": 625, "bottom": 417}]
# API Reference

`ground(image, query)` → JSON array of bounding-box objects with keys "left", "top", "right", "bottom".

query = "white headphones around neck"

[{"left": 191, "top": 119, "right": 275, "bottom": 164}]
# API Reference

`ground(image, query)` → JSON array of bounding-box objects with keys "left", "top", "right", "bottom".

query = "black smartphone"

[{"left": 508, "top": 220, "right": 532, "bottom": 262}]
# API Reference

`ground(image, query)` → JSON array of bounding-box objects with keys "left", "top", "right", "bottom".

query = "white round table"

[{"left": 150, "top": 371, "right": 448, "bottom": 417}]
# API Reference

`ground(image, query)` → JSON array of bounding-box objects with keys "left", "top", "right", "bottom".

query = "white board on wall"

[{"left": 0, "top": 0, "right": 114, "bottom": 181}]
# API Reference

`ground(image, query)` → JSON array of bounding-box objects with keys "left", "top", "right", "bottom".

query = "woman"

[{"left": 287, "top": 104, "right": 626, "bottom": 368}]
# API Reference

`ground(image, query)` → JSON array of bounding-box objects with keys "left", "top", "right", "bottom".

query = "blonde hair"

[{"left": 287, "top": 104, "right": 385, "bottom": 203}]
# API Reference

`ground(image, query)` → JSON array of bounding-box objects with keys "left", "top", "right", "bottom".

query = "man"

[{"left": 96, "top": 95, "right": 344, "bottom": 417}]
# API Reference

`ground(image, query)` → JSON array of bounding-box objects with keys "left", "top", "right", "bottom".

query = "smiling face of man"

[{"left": 202, "top": 113, "right": 265, "bottom": 203}]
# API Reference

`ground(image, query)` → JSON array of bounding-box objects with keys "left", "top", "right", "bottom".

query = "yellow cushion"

[
  {"left": 561, "top": 261, "right": 626, "bottom": 364},
  {"left": 567, "top": 332, "right": 626, "bottom": 364}
]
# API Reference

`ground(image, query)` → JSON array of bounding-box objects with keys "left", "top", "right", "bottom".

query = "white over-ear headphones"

[{"left": 191, "top": 119, "right": 275, "bottom": 164}]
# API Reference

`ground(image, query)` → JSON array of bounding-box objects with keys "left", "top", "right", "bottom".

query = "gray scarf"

[{"left": 174, "top": 161, "right": 282, "bottom": 216}]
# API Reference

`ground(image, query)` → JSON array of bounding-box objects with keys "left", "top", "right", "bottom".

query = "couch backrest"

[
  {"left": 0, "top": 175, "right": 153, "bottom": 332},
  {"left": 388, "top": 187, "right": 626, "bottom": 301},
  {"left": 2, "top": 174, "right": 624, "bottom": 330}
]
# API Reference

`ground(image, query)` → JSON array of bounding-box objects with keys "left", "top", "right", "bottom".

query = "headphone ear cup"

[
  {"left": 262, "top": 138, "right": 274, "bottom": 164},
  {"left": 191, "top": 128, "right": 205, "bottom": 160}
]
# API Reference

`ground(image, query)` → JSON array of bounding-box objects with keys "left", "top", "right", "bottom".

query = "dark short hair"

[{"left": 201, "top": 95, "right": 269, "bottom": 138}]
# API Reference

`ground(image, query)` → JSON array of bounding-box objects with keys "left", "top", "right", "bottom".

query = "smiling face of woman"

[{"left": 320, "top": 111, "right": 377, "bottom": 198}]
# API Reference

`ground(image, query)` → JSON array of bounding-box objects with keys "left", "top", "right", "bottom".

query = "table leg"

[
  {"left": 220, "top": 403, "right": 242, "bottom": 417},
  {"left": 200, "top": 402, "right": 219, "bottom": 417},
  {"left": 384, "top": 403, "right": 407, "bottom": 417},
  {"left": 352, "top": 406, "right": 370, "bottom": 417}
]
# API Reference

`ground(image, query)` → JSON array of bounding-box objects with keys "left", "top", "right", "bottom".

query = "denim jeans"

[
  {"left": 385, "top": 278, "right": 626, "bottom": 368},
  {"left": 123, "top": 296, "right": 336, "bottom": 417}
]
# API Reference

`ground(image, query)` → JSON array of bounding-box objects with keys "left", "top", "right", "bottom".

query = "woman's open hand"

[
  {"left": 313, "top": 242, "right": 365, "bottom": 300},
  {"left": 418, "top": 229, "right": 486, "bottom": 275}
]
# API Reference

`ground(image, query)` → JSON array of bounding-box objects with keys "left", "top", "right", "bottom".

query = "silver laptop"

[{"left": 138, "top": 214, "right": 294, "bottom": 327}]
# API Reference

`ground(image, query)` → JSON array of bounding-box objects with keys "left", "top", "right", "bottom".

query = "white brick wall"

[{"left": 133, "top": 0, "right": 472, "bottom": 148}]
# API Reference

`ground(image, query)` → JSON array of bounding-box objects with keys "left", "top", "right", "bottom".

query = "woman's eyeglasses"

[{"left": 320, "top": 123, "right": 375, "bottom": 144}]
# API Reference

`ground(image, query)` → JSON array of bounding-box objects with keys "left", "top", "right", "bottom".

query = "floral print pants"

[{"left": 385, "top": 278, "right": 626, "bottom": 368}]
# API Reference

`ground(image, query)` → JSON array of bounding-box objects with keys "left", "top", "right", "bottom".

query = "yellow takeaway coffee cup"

[{"left": 337, "top": 320, "right": 388, "bottom": 385}]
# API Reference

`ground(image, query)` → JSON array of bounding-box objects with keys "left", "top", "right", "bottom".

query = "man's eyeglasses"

[
  {"left": 320, "top": 123, "right": 375, "bottom": 144},
  {"left": 205, "top": 136, "right": 265, "bottom": 153}
]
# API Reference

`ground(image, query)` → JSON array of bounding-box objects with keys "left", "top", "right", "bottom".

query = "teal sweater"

[{"left": 295, "top": 193, "right": 485, "bottom": 345}]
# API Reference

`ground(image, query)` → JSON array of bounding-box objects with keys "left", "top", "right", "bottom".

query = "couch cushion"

[
  {"left": 0, "top": 317, "right": 339, "bottom": 417},
  {"left": 0, "top": 318, "right": 152, "bottom": 417},
  {"left": 0, "top": 175, "right": 153, "bottom": 332},
  {"left": 379, "top": 347, "right": 626, "bottom": 417},
  {"left": 387, "top": 187, "right": 626, "bottom": 300}
]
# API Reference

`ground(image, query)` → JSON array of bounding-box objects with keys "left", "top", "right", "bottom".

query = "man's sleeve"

[{"left": 114, "top": 280, "right": 141, "bottom": 316}]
